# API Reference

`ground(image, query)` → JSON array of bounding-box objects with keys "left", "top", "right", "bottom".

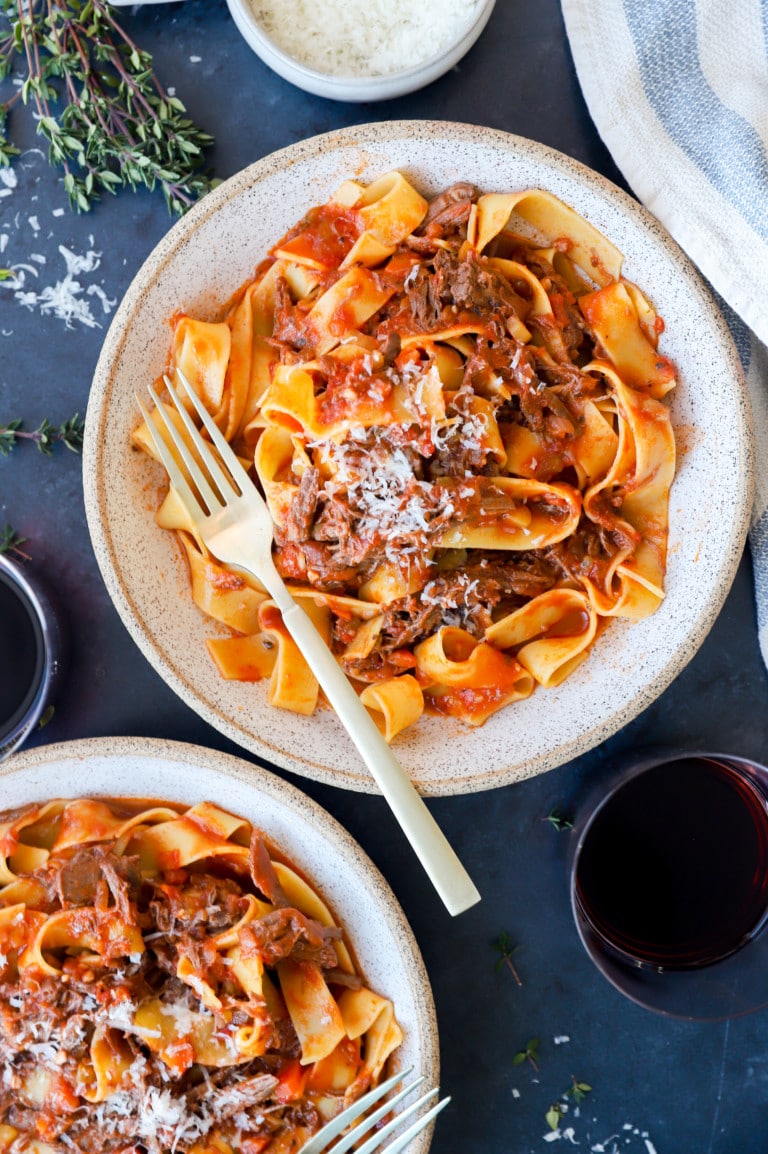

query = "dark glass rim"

[
  {"left": 569, "top": 748, "right": 768, "bottom": 1021},
  {"left": 0, "top": 554, "right": 62, "bottom": 760},
  {"left": 573, "top": 754, "right": 768, "bottom": 970}
]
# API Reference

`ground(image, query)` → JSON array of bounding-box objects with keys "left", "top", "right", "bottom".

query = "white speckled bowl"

[
  {"left": 0, "top": 736, "right": 438, "bottom": 1149},
  {"left": 224, "top": 0, "right": 497, "bottom": 102},
  {"left": 84, "top": 122, "right": 754, "bottom": 796}
]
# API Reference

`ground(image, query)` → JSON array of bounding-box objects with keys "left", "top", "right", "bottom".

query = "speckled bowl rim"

[
  {"left": 0, "top": 735, "right": 439, "bottom": 1148},
  {"left": 83, "top": 120, "right": 754, "bottom": 796}
]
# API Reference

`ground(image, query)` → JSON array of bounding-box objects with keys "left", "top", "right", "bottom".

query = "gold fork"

[
  {"left": 137, "top": 370, "right": 481, "bottom": 916},
  {"left": 298, "top": 1068, "right": 449, "bottom": 1154}
]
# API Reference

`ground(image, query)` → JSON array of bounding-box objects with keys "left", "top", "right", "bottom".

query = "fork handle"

[{"left": 279, "top": 599, "right": 481, "bottom": 916}]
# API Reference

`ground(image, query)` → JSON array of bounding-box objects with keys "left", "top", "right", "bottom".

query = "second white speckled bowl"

[
  {"left": 0, "top": 737, "right": 439, "bottom": 1150},
  {"left": 83, "top": 122, "right": 754, "bottom": 796}
]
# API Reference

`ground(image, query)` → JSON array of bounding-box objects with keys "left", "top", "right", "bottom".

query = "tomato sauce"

[{"left": 275, "top": 204, "right": 362, "bottom": 269}]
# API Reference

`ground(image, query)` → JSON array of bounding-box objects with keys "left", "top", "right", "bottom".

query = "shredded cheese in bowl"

[{"left": 247, "top": 0, "right": 486, "bottom": 78}]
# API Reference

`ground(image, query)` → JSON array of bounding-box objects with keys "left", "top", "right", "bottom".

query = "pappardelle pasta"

[
  {"left": 0, "top": 797, "right": 402, "bottom": 1153},
  {"left": 134, "top": 172, "right": 676, "bottom": 734}
]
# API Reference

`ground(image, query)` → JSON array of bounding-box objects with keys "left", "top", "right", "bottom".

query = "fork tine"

[
  {"left": 150, "top": 380, "right": 227, "bottom": 513},
  {"left": 297, "top": 1067, "right": 414, "bottom": 1154},
  {"left": 323, "top": 1079, "right": 430, "bottom": 1154},
  {"left": 348, "top": 1089, "right": 445, "bottom": 1154},
  {"left": 361, "top": 1095, "right": 451, "bottom": 1154},
  {"left": 173, "top": 368, "right": 254, "bottom": 491},
  {"left": 136, "top": 394, "right": 202, "bottom": 517}
]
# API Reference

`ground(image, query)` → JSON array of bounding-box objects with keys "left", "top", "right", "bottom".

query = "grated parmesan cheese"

[
  {"left": 6, "top": 244, "right": 116, "bottom": 329},
  {"left": 250, "top": 0, "right": 484, "bottom": 77}
]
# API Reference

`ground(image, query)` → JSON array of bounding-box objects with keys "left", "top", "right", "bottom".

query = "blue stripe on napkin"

[{"left": 623, "top": 0, "right": 768, "bottom": 242}]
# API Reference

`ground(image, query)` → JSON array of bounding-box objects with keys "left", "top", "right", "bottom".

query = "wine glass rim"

[
  {"left": 568, "top": 747, "right": 768, "bottom": 1020},
  {"left": 0, "top": 555, "right": 63, "bottom": 760}
]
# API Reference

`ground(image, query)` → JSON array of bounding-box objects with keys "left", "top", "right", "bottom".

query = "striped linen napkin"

[{"left": 561, "top": 0, "right": 768, "bottom": 666}]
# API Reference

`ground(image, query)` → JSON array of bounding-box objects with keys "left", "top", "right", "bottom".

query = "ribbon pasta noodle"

[
  {"left": 0, "top": 797, "right": 402, "bottom": 1152},
  {"left": 134, "top": 172, "right": 676, "bottom": 733}
]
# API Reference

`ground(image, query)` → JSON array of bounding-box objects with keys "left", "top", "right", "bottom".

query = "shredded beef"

[
  {"left": 147, "top": 875, "right": 246, "bottom": 938},
  {"left": 340, "top": 650, "right": 420, "bottom": 683},
  {"left": 381, "top": 331, "right": 401, "bottom": 366},
  {"left": 433, "top": 248, "right": 523, "bottom": 317},
  {"left": 275, "top": 539, "right": 368, "bottom": 591},
  {"left": 323, "top": 967, "right": 363, "bottom": 990},
  {"left": 240, "top": 908, "right": 342, "bottom": 969},
  {"left": 249, "top": 829, "right": 290, "bottom": 907},
  {"left": 404, "top": 233, "right": 443, "bottom": 254},
  {"left": 55, "top": 846, "right": 141, "bottom": 918},
  {"left": 428, "top": 552, "right": 558, "bottom": 606},
  {"left": 402, "top": 249, "right": 523, "bottom": 331},
  {"left": 284, "top": 467, "right": 320, "bottom": 541},
  {"left": 427, "top": 390, "right": 497, "bottom": 478},
  {"left": 311, "top": 491, "right": 354, "bottom": 544},
  {"left": 270, "top": 274, "right": 308, "bottom": 351},
  {"left": 306, "top": 538, "right": 376, "bottom": 584},
  {"left": 379, "top": 595, "right": 442, "bottom": 651},
  {"left": 404, "top": 265, "right": 443, "bottom": 329},
  {"left": 188, "top": 1074, "right": 279, "bottom": 1118},
  {"left": 421, "top": 181, "right": 479, "bottom": 229},
  {"left": 546, "top": 516, "right": 637, "bottom": 588},
  {"left": 56, "top": 849, "right": 104, "bottom": 907}
]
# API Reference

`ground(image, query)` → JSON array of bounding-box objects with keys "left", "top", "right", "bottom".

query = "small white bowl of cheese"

[{"left": 225, "top": 0, "right": 497, "bottom": 101}]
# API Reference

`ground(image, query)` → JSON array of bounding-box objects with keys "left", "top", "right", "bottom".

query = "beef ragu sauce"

[
  {"left": 275, "top": 203, "right": 363, "bottom": 273},
  {"left": 70, "top": 799, "right": 344, "bottom": 910},
  {"left": 262, "top": 202, "right": 656, "bottom": 662},
  {"left": 428, "top": 671, "right": 525, "bottom": 722},
  {"left": 137, "top": 172, "right": 677, "bottom": 735},
  {"left": 534, "top": 606, "right": 592, "bottom": 641},
  {"left": 0, "top": 796, "right": 399, "bottom": 1154}
]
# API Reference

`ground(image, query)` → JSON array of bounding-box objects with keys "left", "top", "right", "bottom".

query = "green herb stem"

[
  {"left": 0, "top": 0, "right": 215, "bottom": 213},
  {"left": 0, "top": 523, "right": 29, "bottom": 559},
  {"left": 0, "top": 414, "right": 84, "bottom": 456},
  {"left": 493, "top": 930, "right": 523, "bottom": 986}
]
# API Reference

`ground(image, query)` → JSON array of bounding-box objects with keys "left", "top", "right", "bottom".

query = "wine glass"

[{"left": 570, "top": 749, "right": 768, "bottom": 1020}]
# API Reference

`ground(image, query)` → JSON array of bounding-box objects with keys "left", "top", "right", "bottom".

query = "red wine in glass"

[{"left": 574, "top": 755, "right": 768, "bottom": 971}]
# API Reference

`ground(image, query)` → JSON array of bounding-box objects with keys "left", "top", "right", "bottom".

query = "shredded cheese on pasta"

[{"left": 0, "top": 798, "right": 403, "bottom": 1152}]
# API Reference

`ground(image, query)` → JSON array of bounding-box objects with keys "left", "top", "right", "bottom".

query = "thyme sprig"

[
  {"left": 0, "top": 413, "right": 84, "bottom": 455},
  {"left": 512, "top": 1037, "right": 540, "bottom": 1073},
  {"left": 0, "top": 523, "right": 28, "bottom": 558},
  {"left": 545, "top": 807, "right": 574, "bottom": 832},
  {"left": 546, "top": 1077, "right": 593, "bottom": 1131},
  {"left": 0, "top": 0, "right": 215, "bottom": 215},
  {"left": 493, "top": 929, "right": 523, "bottom": 986}
]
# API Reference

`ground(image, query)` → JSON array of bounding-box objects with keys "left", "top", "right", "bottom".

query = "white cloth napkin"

[{"left": 561, "top": 0, "right": 768, "bottom": 667}]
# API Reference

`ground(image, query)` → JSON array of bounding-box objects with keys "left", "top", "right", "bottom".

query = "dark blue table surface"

[{"left": 2, "top": 2, "right": 768, "bottom": 1152}]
